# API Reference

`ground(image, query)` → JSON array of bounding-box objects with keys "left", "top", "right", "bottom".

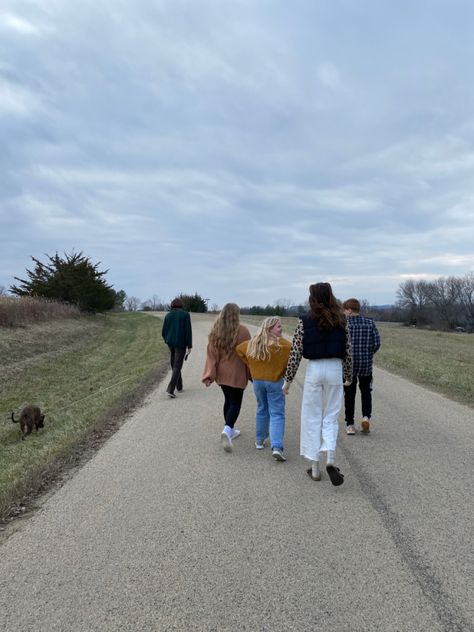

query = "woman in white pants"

[{"left": 283, "top": 282, "right": 352, "bottom": 486}]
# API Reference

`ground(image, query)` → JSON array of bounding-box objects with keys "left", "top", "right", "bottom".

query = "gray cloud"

[{"left": 1, "top": 0, "right": 474, "bottom": 307}]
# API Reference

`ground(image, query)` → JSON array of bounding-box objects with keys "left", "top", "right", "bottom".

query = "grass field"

[
  {"left": 241, "top": 315, "right": 474, "bottom": 408},
  {"left": 0, "top": 312, "right": 167, "bottom": 520}
]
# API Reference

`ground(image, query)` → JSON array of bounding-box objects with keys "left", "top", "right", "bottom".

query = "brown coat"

[{"left": 202, "top": 325, "right": 251, "bottom": 389}]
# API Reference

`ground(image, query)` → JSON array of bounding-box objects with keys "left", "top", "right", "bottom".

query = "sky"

[{"left": 1, "top": 0, "right": 474, "bottom": 309}]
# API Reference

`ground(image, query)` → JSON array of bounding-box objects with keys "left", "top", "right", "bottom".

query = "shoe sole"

[
  {"left": 306, "top": 468, "right": 321, "bottom": 481},
  {"left": 166, "top": 393, "right": 176, "bottom": 398},
  {"left": 361, "top": 420, "right": 370, "bottom": 433},
  {"left": 221, "top": 432, "right": 233, "bottom": 453},
  {"left": 272, "top": 451, "right": 286, "bottom": 462},
  {"left": 255, "top": 443, "right": 265, "bottom": 450},
  {"left": 346, "top": 429, "right": 356, "bottom": 435},
  {"left": 326, "top": 464, "right": 344, "bottom": 486}
]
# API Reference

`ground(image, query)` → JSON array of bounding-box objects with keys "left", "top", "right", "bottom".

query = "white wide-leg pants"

[{"left": 300, "top": 358, "right": 343, "bottom": 462}]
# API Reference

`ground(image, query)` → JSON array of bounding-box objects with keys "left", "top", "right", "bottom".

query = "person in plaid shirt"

[{"left": 342, "top": 298, "right": 381, "bottom": 434}]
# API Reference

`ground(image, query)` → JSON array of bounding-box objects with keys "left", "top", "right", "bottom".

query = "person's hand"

[
  {"left": 282, "top": 382, "right": 290, "bottom": 396},
  {"left": 203, "top": 379, "right": 212, "bottom": 387},
  {"left": 343, "top": 380, "right": 351, "bottom": 386}
]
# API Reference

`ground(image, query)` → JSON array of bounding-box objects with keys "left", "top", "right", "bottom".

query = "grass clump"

[{"left": 0, "top": 312, "right": 167, "bottom": 520}]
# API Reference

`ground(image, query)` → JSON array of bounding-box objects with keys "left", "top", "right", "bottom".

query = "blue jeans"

[{"left": 253, "top": 378, "right": 285, "bottom": 450}]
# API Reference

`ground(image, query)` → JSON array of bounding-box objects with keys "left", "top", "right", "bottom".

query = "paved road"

[{"left": 0, "top": 313, "right": 473, "bottom": 631}]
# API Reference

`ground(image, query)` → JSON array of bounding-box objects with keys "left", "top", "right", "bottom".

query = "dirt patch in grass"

[{"left": 0, "top": 355, "right": 169, "bottom": 542}]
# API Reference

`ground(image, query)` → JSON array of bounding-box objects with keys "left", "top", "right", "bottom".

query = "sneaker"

[
  {"left": 221, "top": 431, "right": 233, "bottom": 453},
  {"left": 229, "top": 428, "right": 241, "bottom": 440},
  {"left": 346, "top": 425, "right": 356, "bottom": 435},
  {"left": 360, "top": 418, "right": 370, "bottom": 433},
  {"left": 272, "top": 448, "right": 286, "bottom": 462},
  {"left": 166, "top": 392, "right": 176, "bottom": 399},
  {"left": 255, "top": 440, "right": 265, "bottom": 450}
]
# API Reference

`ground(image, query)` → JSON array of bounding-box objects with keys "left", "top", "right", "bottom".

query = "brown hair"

[
  {"left": 208, "top": 303, "right": 241, "bottom": 357},
  {"left": 170, "top": 297, "right": 184, "bottom": 309},
  {"left": 342, "top": 298, "right": 360, "bottom": 312},
  {"left": 308, "top": 282, "right": 346, "bottom": 330}
]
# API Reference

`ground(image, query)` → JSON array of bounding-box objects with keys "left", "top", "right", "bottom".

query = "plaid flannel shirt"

[{"left": 347, "top": 315, "right": 380, "bottom": 376}]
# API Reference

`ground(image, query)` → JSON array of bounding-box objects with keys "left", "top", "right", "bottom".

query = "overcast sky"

[{"left": 1, "top": 0, "right": 474, "bottom": 309}]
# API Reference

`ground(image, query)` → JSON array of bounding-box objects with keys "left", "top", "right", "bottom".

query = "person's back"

[
  {"left": 162, "top": 307, "right": 192, "bottom": 349},
  {"left": 346, "top": 313, "right": 380, "bottom": 376},
  {"left": 162, "top": 299, "right": 192, "bottom": 398},
  {"left": 342, "top": 298, "right": 380, "bottom": 434}
]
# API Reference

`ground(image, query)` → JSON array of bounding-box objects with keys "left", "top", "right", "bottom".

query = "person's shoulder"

[{"left": 280, "top": 337, "right": 292, "bottom": 347}]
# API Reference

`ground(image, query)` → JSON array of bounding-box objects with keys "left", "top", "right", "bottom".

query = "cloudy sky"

[{"left": 1, "top": 0, "right": 474, "bottom": 309}]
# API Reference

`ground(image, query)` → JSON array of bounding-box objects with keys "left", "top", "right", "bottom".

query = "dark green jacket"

[{"left": 162, "top": 308, "right": 192, "bottom": 348}]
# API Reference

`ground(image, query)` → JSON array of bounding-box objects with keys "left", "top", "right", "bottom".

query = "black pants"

[
  {"left": 167, "top": 346, "right": 186, "bottom": 394},
  {"left": 220, "top": 385, "right": 244, "bottom": 429},
  {"left": 344, "top": 374, "right": 373, "bottom": 425}
]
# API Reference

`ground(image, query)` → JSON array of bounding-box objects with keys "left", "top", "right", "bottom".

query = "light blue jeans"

[{"left": 253, "top": 378, "right": 286, "bottom": 450}]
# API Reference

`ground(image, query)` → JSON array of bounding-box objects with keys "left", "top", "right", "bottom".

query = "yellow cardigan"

[{"left": 235, "top": 338, "right": 291, "bottom": 381}]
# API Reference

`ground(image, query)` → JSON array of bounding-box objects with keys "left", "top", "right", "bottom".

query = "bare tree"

[
  {"left": 124, "top": 295, "right": 141, "bottom": 311},
  {"left": 459, "top": 272, "right": 474, "bottom": 327},
  {"left": 424, "top": 277, "right": 461, "bottom": 329},
  {"left": 0, "top": 285, "right": 8, "bottom": 296}
]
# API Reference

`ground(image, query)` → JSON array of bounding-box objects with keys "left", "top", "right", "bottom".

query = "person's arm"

[
  {"left": 185, "top": 313, "right": 192, "bottom": 351},
  {"left": 372, "top": 323, "right": 381, "bottom": 354},
  {"left": 235, "top": 341, "right": 249, "bottom": 365},
  {"left": 343, "top": 325, "right": 353, "bottom": 385},
  {"left": 161, "top": 315, "right": 168, "bottom": 341},
  {"left": 202, "top": 343, "right": 218, "bottom": 386},
  {"left": 282, "top": 320, "right": 304, "bottom": 393}
]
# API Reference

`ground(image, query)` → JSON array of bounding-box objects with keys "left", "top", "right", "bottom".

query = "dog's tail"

[{"left": 11, "top": 411, "right": 19, "bottom": 424}]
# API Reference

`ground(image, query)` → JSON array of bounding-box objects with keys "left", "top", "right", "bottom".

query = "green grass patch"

[
  {"left": 374, "top": 323, "right": 474, "bottom": 407},
  {"left": 0, "top": 312, "right": 167, "bottom": 519},
  {"left": 241, "top": 316, "right": 474, "bottom": 408}
]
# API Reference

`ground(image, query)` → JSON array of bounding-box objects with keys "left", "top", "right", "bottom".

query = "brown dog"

[{"left": 11, "top": 406, "right": 45, "bottom": 440}]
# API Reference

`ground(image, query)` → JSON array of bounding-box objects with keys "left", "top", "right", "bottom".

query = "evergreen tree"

[{"left": 11, "top": 251, "right": 117, "bottom": 312}]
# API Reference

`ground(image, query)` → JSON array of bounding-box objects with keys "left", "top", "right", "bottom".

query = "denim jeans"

[{"left": 253, "top": 378, "right": 285, "bottom": 450}]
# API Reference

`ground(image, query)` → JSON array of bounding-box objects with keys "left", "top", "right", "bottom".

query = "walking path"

[{"left": 0, "top": 313, "right": 473, "bottom": 631}]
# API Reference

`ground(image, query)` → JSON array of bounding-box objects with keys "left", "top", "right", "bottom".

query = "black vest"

[{"left": 301, "top": 316, "right": 346, "bottom": 360}]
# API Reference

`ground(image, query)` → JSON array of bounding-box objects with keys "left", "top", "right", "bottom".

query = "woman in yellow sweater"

[{"left": 236, "top": 317, "right": 291, "bottom": 461}]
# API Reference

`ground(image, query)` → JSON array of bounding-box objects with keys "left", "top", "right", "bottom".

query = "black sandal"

[
  {"left": 306, "top": 468, "right": 321, "bottom": 481},
  {"left": 326, "top": 464, "right": 344, "bottom": 486}
]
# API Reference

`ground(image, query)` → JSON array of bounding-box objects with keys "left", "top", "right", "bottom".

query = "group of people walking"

[{"left": 161, "top": 282, "right": 380, "bottom": 487}]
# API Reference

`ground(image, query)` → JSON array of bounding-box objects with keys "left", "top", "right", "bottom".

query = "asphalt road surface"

[{"left": 0, "top": 313, "right": 473, "bottom": 632}]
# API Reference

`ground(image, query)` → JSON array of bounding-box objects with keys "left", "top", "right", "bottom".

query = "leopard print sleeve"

[
  {"left": 343, "top": 324, "right": 353, "bottom": 383},
  {"left": 284, "top": 319, "right": 304, "bottom": 384}
]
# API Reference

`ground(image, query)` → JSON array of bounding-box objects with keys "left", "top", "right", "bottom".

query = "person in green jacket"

[{"left": 161, "top": 298, "right": 192, "bottom": 398}]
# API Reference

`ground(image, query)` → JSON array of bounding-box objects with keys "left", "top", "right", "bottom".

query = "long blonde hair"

[
  {"left": 246, "top": 317, "right": 281, "bottom": 361},
  {"left": 208, "top": 303, "right": 241, "bottom": 357}
]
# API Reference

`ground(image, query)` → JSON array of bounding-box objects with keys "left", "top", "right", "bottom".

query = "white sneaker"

[
  {"left": 255, "top": 440, "right": 265, "bottom": 450},
  {"left": 221, "top": 430, "right": 233, "bottom": 452},
  {"left": 229, "top": 428, "right": 241, "bottom": 440},
  {"left": 272, "top": 448, "right": 286, "bottom": 462}
]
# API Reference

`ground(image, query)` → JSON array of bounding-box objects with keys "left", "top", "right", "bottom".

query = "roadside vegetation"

[
  {"left": 241, "top": 315, "right": 474, "bottom": 408},
  {"left": 0, "top": 308, "right": 167, "bottom": 521}
]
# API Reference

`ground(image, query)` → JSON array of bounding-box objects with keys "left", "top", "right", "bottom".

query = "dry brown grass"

[{"left": 0, "top": 296, "right": 80, "bottom": 327}]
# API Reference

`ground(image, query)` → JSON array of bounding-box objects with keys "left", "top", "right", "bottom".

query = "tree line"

[{"left": 392, "top": 273, "right": 474, "bottom": 331}]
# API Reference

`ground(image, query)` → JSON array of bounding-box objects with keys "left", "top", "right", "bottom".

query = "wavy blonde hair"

[
  {"left": 246, "top": 317, "right": 281, "bottom": 361},
  {"left": 208, "top": 303, "right": 241, "bottom": 357}
]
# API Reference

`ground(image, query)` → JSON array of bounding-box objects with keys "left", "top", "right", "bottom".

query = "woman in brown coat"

[{"left": 202, "top": 303, "right": 251, "bottom": 452}]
